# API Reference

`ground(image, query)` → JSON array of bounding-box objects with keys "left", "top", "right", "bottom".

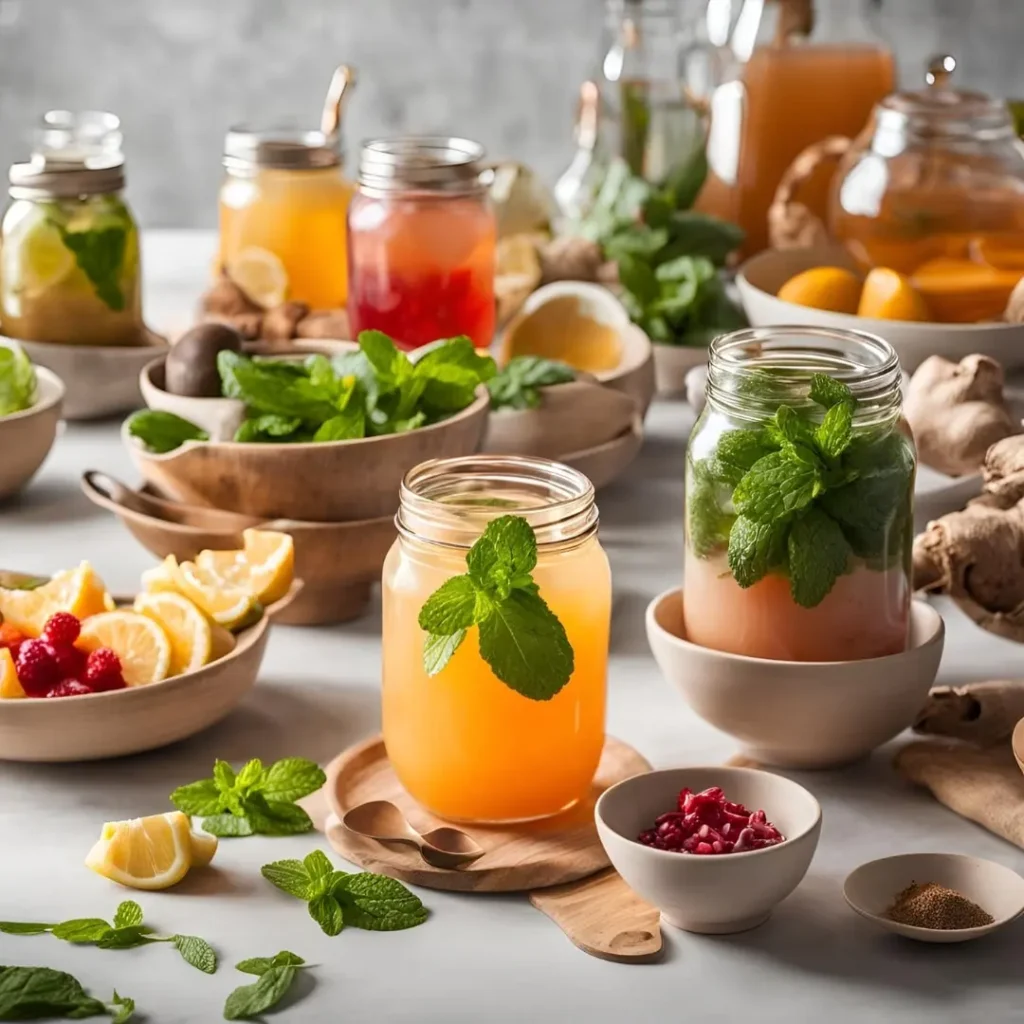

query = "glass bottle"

[
  {"left": 382, "top": 455, "right": 610, "bottom": 823},
  {"left": 347, "top": 138, "right": 497, "bottom": 351},
  {"left": 696, "top": 0, "right": 894, "bottom": 256},
  {"left": 684, "top": 326, "right": 914, "bottom": 663},
  {"left": 1, "top": 110, "right": 143, "bottom": 346}
]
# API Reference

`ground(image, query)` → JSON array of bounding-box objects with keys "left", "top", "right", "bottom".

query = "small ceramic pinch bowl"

[
  {"left": 596, "top": 766, "right": 821, "bottom": 934},
  {"left": 844, "top": 853, "right": 1024, "bottom": 944},
  {"left": 651, "top": 342, "right": 709, "bottom": 398},
  {"left": 646, "top": 589, "right": 945, "bottom": 769},
  {"left": 0, "top": 366, "right": 64, "bottom": 502}
]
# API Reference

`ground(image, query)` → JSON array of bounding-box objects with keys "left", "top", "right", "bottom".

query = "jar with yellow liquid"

[
  {"left": 218, "top": 66, "right": 356, "bottom": 309},
  {"left": 382, "top": 455, "right": 611, "bottom": 824}
]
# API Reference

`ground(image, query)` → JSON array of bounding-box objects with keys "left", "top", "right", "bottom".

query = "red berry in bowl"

[
  {"left": 50, "top": 643, "right": 85, "bottom": 681},
  {"left": 15, "top": 639, "right": 60, "bottom": 696},
  {"left": 41, "top": 612, "right": 81, "bottom": 648},
  {"left": 46, "top": 679, "right": 93, "bottom": 698},
  {"left": 85, "top": 648, "right": 125, "bottom": 692}
]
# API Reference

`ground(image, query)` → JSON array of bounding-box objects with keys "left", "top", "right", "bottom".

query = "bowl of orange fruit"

[
  {"left": 736, "top": 244, "right": 1024, "bottom": 372},
  {"left": 0, "top": 530, "right": 298, "bottom": 761}
]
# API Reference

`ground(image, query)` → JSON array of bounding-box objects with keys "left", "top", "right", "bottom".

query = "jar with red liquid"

[{"left": 347, "top": 137, "right": 496, "bottom": 351}]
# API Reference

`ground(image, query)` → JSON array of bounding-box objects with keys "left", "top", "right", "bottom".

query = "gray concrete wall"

[{"left": 1, "top": 0, "right": 1022, "bottom": 227}]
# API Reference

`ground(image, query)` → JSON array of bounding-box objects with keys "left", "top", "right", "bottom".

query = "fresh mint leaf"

[
  {"left": 236, "top": 952, "right": 305, "bottom": 976},
  {"left": 0, "top": 344, "right": 37, "bottom": 416},
  {"left": 707, "top": 429, "right": 776, "bottom": 486},
  {"left": 0, "top": 965, "right": 110, "bottom": 1020},
  {"left": 422, "top": 629, "right": 468, "bottom": 676},
  {"left": 302, "top": 851, "right": 335, "bottom": 898},
  {"left": 617, "top": 253, "right": 660, "bottom": 307},
  {"left": 487, "top": 356, "right": 575, "bottom": 411},
  {"left": 200, "top": 814, "right": 255, "bottom": 838},
  {"left": 809, "top": 373, "right": 852, "bottom": 409},
  {"left": 788, "top": 508, "right": 852, "bottom": 608},
  {"left": 661, "top": 211, "right": 744, "bottom": 267},
  {"left": 170, "top": 779, "right": 223, "bottom": 817},
  {"left": 233, "top": 414, "right": 305, "bottom": 443},
  {"left": 218, "top": 351, "right": 341, "bottom": 424},
  {"left": 332, "top": 873, "right": 428, "bottom": 932},
  {"left": 126, "top": 410, "right": 209, "bottom": 453},
  {"left": 358, "top": 330, "right": 412, "bottom": 388},
  {"left": 466, "top": 514, "right": 537, "bottom": 595},
  {"left": 261, "top": 860, "right": 312, "bottom": 901},
  {"left": 110, "top": 990, "right": 135, "bottom": 1023},
  {"left": 313, "top": 407, "right": 365, "bottom": 442},
  {"left": 308, "top": 895, "right": 344, "bottom": 937},
  {"left": 223, "top": 964, "right": 300, "bottom": 1021},
  {"left": 95, "top": 926, "right": 150, "bottom": 950},
  {"left": 172, "top": 934, "right": 217, "bottom": 974},
  {"left": 727, "top": 515, "right": 788, "bottom": 589},
  {"left": 234, "top": 759, "right": 265, "bottom": 795},
  {"left": 59, "top": 223, "right": 127, "bottom": 311},
  {"left": 732, "top": 452, "right": 820, "bottom": 523},
  {"left": 213, "top": 760, "right": 237, "bottom": 795},
  {"left": 242, "top": 795, "right": 314, "bottom": 836},
  {"left": 417, "top": 576, "right": 478, "bottom": 634},
  {"left": 815, "top": 399, "right": 855, "bottom": 460},
  {"left": 260, "top": 759, "right": 325, "bottom": 804},
  {"left": 0, "top": 922, "right": 52, "bottom": 935},
  {"left": 820, "top": 468, "right": 911, "bottom": 561},
  {"left": 413, "top": 337, "right": 495, "bottom": 414},
  {"left": 112, "top": 903, "right": 142, "bottom": 930},
  {"left": 686, "top": 458, "right": 735, "bottom": 558},
  {"left": 50, "top": 918, "right": 112, "bottom": 944}
]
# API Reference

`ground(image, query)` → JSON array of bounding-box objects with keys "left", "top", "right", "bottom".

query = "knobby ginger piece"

[
  {"left": 261, "top": 301, "right": 310, "bottom": 343},
  {"left": 913, "top": 680, "right": 1024, "bottom": 747},
  {"left": 981, "top": 434, "right": 1024, "bottom": 509},
  {"left": 296, "top": 308, "right": 351, "bottom": 340},
  {"left": 200, "top": 274, "right": 261, "bottom": 318},
  {"left": 905, "top": 354, "right": 1019, "bottom": 477},
  {"left": 538, "top": 236, "right": 603, "bottom": 285}
]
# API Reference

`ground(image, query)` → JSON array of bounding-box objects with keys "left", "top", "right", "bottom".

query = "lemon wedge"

[
  {"left": 0, "top": 562, "right": 114, "bottom": 636},
  {"left": 170, "top": 558, "right": 260, "bottom": 631},
  {"left": 0, "top": 648, "right": 24, "bottom": 699},
  {"left": 133, "top": 591, "right": 212, "bottom": 676},
  {"left": 141, "top": 557, "right": 179, "bottom": 595},
  {"left": 78, "top": 610, "right": 172, "bottom": 687},
  {"left": 226, "top": 246, "right": 288, "bottom": 309},
  {"left": 196, "top": 529, "right": 294, "bottom": 606},
  {"left": 189, "top": 829, "right": 219, "bottom": 869},
  {"left": 8, "top": 217, "right": 74, "bottom": 294},
  {"left": 85, "top": 811, "right": 203, "bottom": 890}
]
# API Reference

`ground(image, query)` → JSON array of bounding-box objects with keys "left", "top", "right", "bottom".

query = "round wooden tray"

[{"left": 322, "top": 734, "right": 651, "bottom": 893}]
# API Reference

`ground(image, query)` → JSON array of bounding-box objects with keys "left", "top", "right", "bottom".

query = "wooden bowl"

[
  {"left": 736, "top": 246, "right": 1024, "bottom": 373},
  {"left": 651, "top": 343, "right": 708, "bottom": 398},
  {"left": 81, "top": 474, "right": 395, "bottom": 626},
  {"left": 11, "top": 331, "right": 167, "bottom": 420},
  {"left": 561, "top": 417, "right": 644, "bottom": 491},
  {"left": 0, "top": 367, "right": 64, "bottom": 502},
  {"left": 123, "top": 387, "right": 491, "bottom": 521},
  {"left": 597, "top": 322, "right": 656, "bottom": 418},
  {"left": 0, "top": 595, "right": 283, "bottom": 762}
]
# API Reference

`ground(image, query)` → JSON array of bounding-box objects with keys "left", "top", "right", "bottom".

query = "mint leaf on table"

[
  {"left": 787, "top": 507, "right": 853, "bottom": 608},
  {"left": 172, "top": 935, "right": 217, "bottom": 975},
  {"left": 0, "top": 343, "right": 37, "bottom": 416},
  {"left": 111, "top": 902, "right": 142, "bottom": 930},
  {"left": 0, "top": 965, "right": 131, "bottom": 1021},
  {"left": 170, "top": 757, "right": 325, "bottom": 838},
  {"left": 50, "top": 919, "right": 115, "bottom": 944},
  {"left": 308, "top": 895, "right": 344, "bottom": 937},
  {"left": 417, "top": 514, "right": 575, "bottom": 699},
  {"left": 487, "top": 356, "right": 575, "bottom": 411},
  {"left": 126, "top": 410, "right": 209, "bottom": 453},
  {"left": 731, "top": 451, "right": 821, "bottom": 523},
  {"left": 236, "top": 952, "right": 305, "bottom": 976},
  {"left": 0, "top": 922, "right": 53, "bottom": 936},
  {"left": 224, "top": 960, "right": 305, "bottom": 1022},
  {"left": 110, "top": 991, "right": 135, "bottom": 1024}
]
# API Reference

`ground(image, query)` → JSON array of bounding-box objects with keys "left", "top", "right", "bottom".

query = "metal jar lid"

[
  {"left": 357, "top": 137, "right": 487, "bottom": 195},
  {"left": 223, "top": 126, "right": 341, "bottom": 172},
  {"left": 8, "top": 154, "right": 125, "bottom": 199}
]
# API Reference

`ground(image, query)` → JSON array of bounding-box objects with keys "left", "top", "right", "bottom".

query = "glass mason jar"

[
  {"left": 382, "top": 455, "right": 610, "bottom": 823},
  {"left": 219, "top": 126, "right": 354, "bottom": 308},
  {"left": 347, "top": 138, "right": 497, "bottom": 351},
  {"left": 1, "top": 111, "right": 142, "bottom": 346},
  {"left": 684, "top": 326, "right": 915, "bottom": 663}
]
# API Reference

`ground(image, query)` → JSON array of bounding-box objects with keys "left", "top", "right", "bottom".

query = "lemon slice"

[
  {"left": 78, "top": 611, "right": 172, "bottom": 687},
  {"left": 133, "top": 591, "right": 212, "bottom": 676},
  {"left": 226, "top": 247, "right": 288, "bottom": 309},
  {"left": 0, "top": 649, "right": 24, "bottom": 699},
  {"left": 141, "top": 556, "right": 180, "bottom": 595},
  {"left": 196, "top": 529, "right": 295, "bottom": 606},
  {"left": 9, "top": 218, "right": 74, "bottom": 294},
  {"left": 85, "top": 811, "right": 196, "bottom": 890},
  {"left": 170, "top": 559, "right": 260, "bottom": 631},
  {"left": 189, "top": 829, "right": 219, "bottom": 869},
  {"left": 0, "top": 562, "right": 114, "bottom": 636}
]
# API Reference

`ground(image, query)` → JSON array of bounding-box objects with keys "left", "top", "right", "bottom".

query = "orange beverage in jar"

[{"left": 382, "top": 457, "right": 609, "bottom": 823}]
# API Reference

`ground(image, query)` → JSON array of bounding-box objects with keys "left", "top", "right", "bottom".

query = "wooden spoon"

[
  {"left": 342, "top": 800, "right": 485, "bottom": 870},
  {"left": 1013, "top": 717, "right": 1024, "bottom": 778}
]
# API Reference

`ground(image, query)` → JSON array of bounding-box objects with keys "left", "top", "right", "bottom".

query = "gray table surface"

[{"left": 2, "top": 232, "right": 1023, "bottom": 1024}]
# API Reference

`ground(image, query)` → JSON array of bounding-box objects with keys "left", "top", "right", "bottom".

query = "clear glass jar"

[
  {"left": 684, "top": 326, "right": 914, "bottom": 663},
  {"left": 382, "top": 455, "right": 610, "bottom": 823},
  {"left": 347, "top": 138, "right": 497, "bottom": 351},
  {"left": 1, "top": 111, "right": 142, "bottom": 346}
]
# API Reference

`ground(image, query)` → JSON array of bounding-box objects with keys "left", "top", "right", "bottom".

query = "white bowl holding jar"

[{"left": 596, "top": 766, "right": 822, "bottom": 934}]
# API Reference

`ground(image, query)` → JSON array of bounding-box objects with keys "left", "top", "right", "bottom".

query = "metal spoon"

[{"left": 342, "top": 800, "right": 485, "bottom": 870}]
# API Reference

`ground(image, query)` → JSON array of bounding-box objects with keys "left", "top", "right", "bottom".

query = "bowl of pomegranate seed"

[{"left": 595, "top": 766, "right": 821, "bottom": 934}]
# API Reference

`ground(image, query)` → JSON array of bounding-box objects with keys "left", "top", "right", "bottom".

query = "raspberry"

[
  {"left": 42, "top": 612, "right": 81, "bottom": 648},
  {"left": 46, "top": 679, "right": 93, "bottom": 698},
  {"left": 84, "top": 648, "right": 125, "bottom": 692},
  {"left": 50, "top": 643, "right": 85, "bottom": 681},
  {"left": 15, "top": 639, "right": 60, "bottom": 696}
]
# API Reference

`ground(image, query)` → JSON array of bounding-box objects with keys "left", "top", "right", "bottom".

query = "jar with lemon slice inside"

[{"left": 1, "top": 112, "right": 142, "bottom": 346}]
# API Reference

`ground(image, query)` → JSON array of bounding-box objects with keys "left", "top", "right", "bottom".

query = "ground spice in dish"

[{"left": 885, "top": 881, "right": 994, "bottom": 930}]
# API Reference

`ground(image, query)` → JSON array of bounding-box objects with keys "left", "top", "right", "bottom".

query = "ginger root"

[
  {"left": 904, "top": 354, "right": 1019, "bottom": 477},
  {"left": 538, "top": 236, "right": 603, "bottom": 285},
  {"left": 261, "top": 301, "right": 310, "bottom": 343},
  {"left": 296, "top": 308, "right": 351, "bottom": 340},
  {"left": 200, "top": 274, "right": 261, "bottom": 318}
]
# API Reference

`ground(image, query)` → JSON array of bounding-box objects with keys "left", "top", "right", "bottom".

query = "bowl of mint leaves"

[
  {"left": 123, "top": 331, "right": 494, "bottom": 521},
  {"left": 0, "top": 342, "right": 64, "bottom": 501}
]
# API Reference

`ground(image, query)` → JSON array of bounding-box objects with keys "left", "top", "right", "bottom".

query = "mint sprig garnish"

[
  {"left": 417, "top": 514, "right": 575, "bottom": 700},
  {"left": 261, "top": 851, "right": 428, "bottom": 936},
  {"left": 0, "top": 901, "right": 216, "bottom": 974},
  {"left": 170, "top": 757, "right": 325, "bottom": 838},
  {"left": 688, "top": 372, "right": 914, "bottom": 607},
  {"left": 224, "top": 952, "right": 310, "bottom": 1021},
  {"left": 0, "top": 966, "right": 135, "bottom": 1022}
]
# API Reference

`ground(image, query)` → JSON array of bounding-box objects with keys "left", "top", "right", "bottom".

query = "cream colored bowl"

[
  {"left": 652, "top": 343, "right": 708, "bottom": 398},
  {"left": 646, "top": 589, "right": 945, "bottom": 769},
  {"left": 596, "top": 765, "right": 821, "bottom": 934},
  {"left": 0, "top": 366, "right": 64, "bottom": 502},
  {"left": 736, "top": 246, "right": 1024, "bottom": 373}
]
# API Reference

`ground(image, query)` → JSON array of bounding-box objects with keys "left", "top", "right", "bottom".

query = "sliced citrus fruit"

[
  {"left": 85, "top": 811, "right": 194, "bottom": 890},
  {"left": 170, "top": 560, "right": 260, "bottom": 631},
  {"left": 196, "top": 529, "right": 294, "bottom": 606},
  {"left": 141, "top": 556, "right": 180, "bottom": 595},
  {"left": 857, "top": 267, "right": 931, "bottom": 321},
  {"left": 777, "top": 266, "right": 862, "bottom": 314},
  {"left": 0, "top": 562, "right": 114, "bottom": 636},
  {"left": 0, "top": 649, "right": 24, "bottom": 699},
  {"left": 226, "top": 246, "right": 288, "bottom": 308},
  {"left": 7, "top": 217, "right": 74, "bottom": 295},
  {"left": 133, "top": 591, "right": 212, "bottom": 676},
  {"left": 78, "top": 611, "right": 172, "bottom": 687},
  {"left": 189, "top": 829, "right": 219, "bottom": 869},
  {"left": 910, "top": 258, "right": 1021, "bottom": 322}
]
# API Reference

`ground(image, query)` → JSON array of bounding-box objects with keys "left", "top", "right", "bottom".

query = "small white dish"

[
  {"left": 596, "top": 765, "right": 821, "bottom": 934},
  {"left": 646, "top": 589, "right": 945, "bottom": 769},
  {"left": 844, "top": 853, "right": 1024, "bottom": 943},
  {"left": 0, "top": 366, "right": 65, "bottom": 502}
]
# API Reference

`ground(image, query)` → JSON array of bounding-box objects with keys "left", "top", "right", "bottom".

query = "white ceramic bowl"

[
  {"left": 596, "top": 765, "right": 821, "bottom": 934},
  {"left": 844, "top": 853, "right": 1024, "bottom": 943},
  {"left": 646, "top": 589, "right": 945, "bottom": 769},
  {"left": 0, "top": 366, "right": 64, "bottom": 502},
  {"left": 736, "top": 246, "right": 1024, "bottom": 373}
]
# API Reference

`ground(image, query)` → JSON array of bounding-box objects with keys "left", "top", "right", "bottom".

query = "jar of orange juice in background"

[
  {"left": 348, "top": 138, "right": 497, "bottom": 351},
  {"left": 684, "top": 326, "right": 914, "bottom": 663},
  {"left": 382, "top": 456, "right": 610, "bottom": 823}
]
